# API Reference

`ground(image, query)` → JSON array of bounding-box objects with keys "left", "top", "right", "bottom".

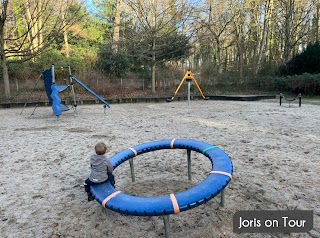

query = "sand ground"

[{"left": 0, "top": 99, "right": 319, "bottom": 238}]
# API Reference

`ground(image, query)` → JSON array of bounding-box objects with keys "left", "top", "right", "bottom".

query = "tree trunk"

[
  {"left": 1, "top": 52, "right": 10, "bottom": 98},
  {"left": 284, "top": 0, "right": 294, "bottom": 62},
  {"left": 238, "top": 46, "right": 244, "bottom": 86},
  {"left": 38, "top": 18, "right": 43, "bottom": 48},
  {"left": 316, "top": 3, "right": 320, "bottom": 42},
  {"left": 63, "top": 29, "right": 70, "bottom": 58},
  {"left": 151, "top": 39, "right": 156, "bottom": 93},
  {"left": 63, "top": 29, "right": 70, "bottom": 57},
  {"left": 255, "top": 0, "right": 273, "bottom": 75},
  {"left": 23, "top": 0, "right": 38, "bottom": 57},
  {"left": 224, "top": 45, "right": 228, "bottom": 72},
  {"left": 216, "top": 39, "right": 222, "bottom": 74},
  {"left": 37, "top": 1, "right": 43, "bottom": 49},
  {"left": 112, "top": 0, "right": 122, "bottom": 53},
  {"left": 61, "top": 3, "right": 70, "bottom": 57},
  {"left": 0, "top": 1, "right": 10, "bottom": 98}
]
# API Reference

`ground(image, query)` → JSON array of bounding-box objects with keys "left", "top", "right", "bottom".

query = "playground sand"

[{"left": 0, "top": 99, "right": 319, "bottom": 238}]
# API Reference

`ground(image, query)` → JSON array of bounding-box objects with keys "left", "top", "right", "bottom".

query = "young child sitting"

[{"left": 84, "top": 142, "right": 115, "bottom": 201}]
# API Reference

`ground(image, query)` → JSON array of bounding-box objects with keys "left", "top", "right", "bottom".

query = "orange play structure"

[{"left": 166, "top": 71, "right": 208, "bottom": 102}]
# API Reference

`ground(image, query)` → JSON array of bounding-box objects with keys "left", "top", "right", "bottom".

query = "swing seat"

[{"left": 166, "top": 98, "right": 173, "bottom": 103}]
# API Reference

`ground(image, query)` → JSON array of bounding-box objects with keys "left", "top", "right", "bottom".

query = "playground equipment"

[
  {"left": 42, "top": 65, "right": 110, "bottom": 117},
  {"left": 280, "top": 93, "right": 301, "bottom": 107},
  {"left": 21, "top": 65, "right": 110, "bottom": 118},
  {"left": 90, "top": 139, "right": 233, "bottom": 238},
  {"left": 19, "top": 74, "right": 45, "bottom": 117},
  {"left": 166, "top": 71, "right": 208, "bottom": 106}
]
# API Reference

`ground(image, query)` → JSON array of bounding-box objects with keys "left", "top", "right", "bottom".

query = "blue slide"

[
  {"left": 72, "top": 77, "right": 110, "bottom": 108},
  {"left": 43, "top": 68, "right": 110, "bottom": 117},
  {"left": 43, "top": 69, "right": 69, "bottom": 117},
  {"left": 51, "top": 84, "right": 62, "bottom": 116},
  {"left": 90, "top": 139, "right": 233, "bottom": 216}
]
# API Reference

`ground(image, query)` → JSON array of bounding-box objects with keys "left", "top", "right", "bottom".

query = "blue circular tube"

[{"left": 91, "top": 139, "right": 233, "bottom": 216}]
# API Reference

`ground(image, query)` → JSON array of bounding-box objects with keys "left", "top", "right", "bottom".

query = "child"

[{"left": 84, "top": 142, "right": 115, "bottom": 201}]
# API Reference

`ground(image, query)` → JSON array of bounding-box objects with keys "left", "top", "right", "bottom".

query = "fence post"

[{"left": 298, "top": 93, "right": 302, "bottom": 107}]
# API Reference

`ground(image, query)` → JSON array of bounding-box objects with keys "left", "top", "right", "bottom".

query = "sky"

[
  {"left": 84, "top": 0, "right": 95, "bottom": 13},
  {"left": 84, "top": 0, "right": 205, "bottom": 13}
]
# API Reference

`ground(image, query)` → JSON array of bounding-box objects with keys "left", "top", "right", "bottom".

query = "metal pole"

[
  {"left": 187, "top": 81, "right": 191, "bottom": 107},
  {"left": 129, "top": 158, "right": 135, "bottom": 182},
  {"left": 299, "top": 93, "right": 302, "bottom": 107},
  {"left": 68, "top": 66, "right": 77, "bottom": 110},
  {"left": 20, "top": 74, "right": 42, "bottom": 115},
  {"left": 220, "top": 189, "right": 225, "bottom": 207},
  {"left": 187, "top": 149, "right": 191, "bottom": 180},
  {"left": 29, "top": 92, "right": 43, "bottom": 118},
  {"left": 51, "top": 65, "right": 55, "bottom": 84},
  {"left": 163, "top": 215, "right": 170, "bottom": 238}
]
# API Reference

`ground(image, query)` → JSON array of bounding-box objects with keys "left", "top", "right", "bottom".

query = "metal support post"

[
  {"left": 129, "top": 158, "right": 135, "bottom": 182},
  {"left": 187, "top": 81, "right": 191, "bottom": 107},
  {"left": 68, "top": 65, "right": 77, "bottom": 111},
  {"left": 163, "top": 215, "right": 170, "bottom": 238},
  {"left": 187, "top": 149, "right": 191, "bottom": 180},
  {"left": 220, "top": 189, "right": 225, "bottom": 207},
  {"left": 51, "top": 64, "right": 55, "bottom": 84}
]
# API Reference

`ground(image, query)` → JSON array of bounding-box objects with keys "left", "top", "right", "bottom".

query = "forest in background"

[{"left": 1, "top": 0, "right": 320, "bottom": 102}]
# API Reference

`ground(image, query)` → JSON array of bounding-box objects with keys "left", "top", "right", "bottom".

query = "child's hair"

[{"left": 95, "top": 142, "right": 107, "bottom": 155}]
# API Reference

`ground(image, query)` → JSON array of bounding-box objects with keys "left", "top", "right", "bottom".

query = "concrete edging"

[{"left": 0, "top": 95, "right": 276, "bottom": 109}]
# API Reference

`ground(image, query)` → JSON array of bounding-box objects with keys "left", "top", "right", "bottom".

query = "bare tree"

[
  {"left": 312, "top": 0, "right": 320, "bottom": 42},
  {"left": 0, "top": 0, "right": 83, "bottom": 99},
  {"left": 254, "top": 0, "right": 273, "bottom": 74},
  {"left": 0, "top": 0, "right": 9, "bottom": 98},
  {"left": 112, "top": 0, "right": 122, "bottom": 53},
  {"left": 123, "top": 0, "right": 195, "bottom": 93},
  {"left": 277, "top": 0, "right": 312, "bottom": 62},
  {"left": 197, "top": 0, "right": 234, "bottom": 74}
]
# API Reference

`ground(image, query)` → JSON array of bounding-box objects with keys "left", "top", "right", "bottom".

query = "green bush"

[
  {"left": 246, "top": 75, "right": 275, "bottom": 91},
  {"left": 274, "top": 77, "right": 291, "bottom": 92},
  {"left": 274, "top": 74, "right": 320, "bottom": 95},
  {"left": 98, "top": 48, "right": 130, "bottom": 79},
  {"left": 279, "top": 42, "right": 320, "bottom": 75},
  {"left": 32, "top": 49, "right": 87, "bottom": 73}
]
